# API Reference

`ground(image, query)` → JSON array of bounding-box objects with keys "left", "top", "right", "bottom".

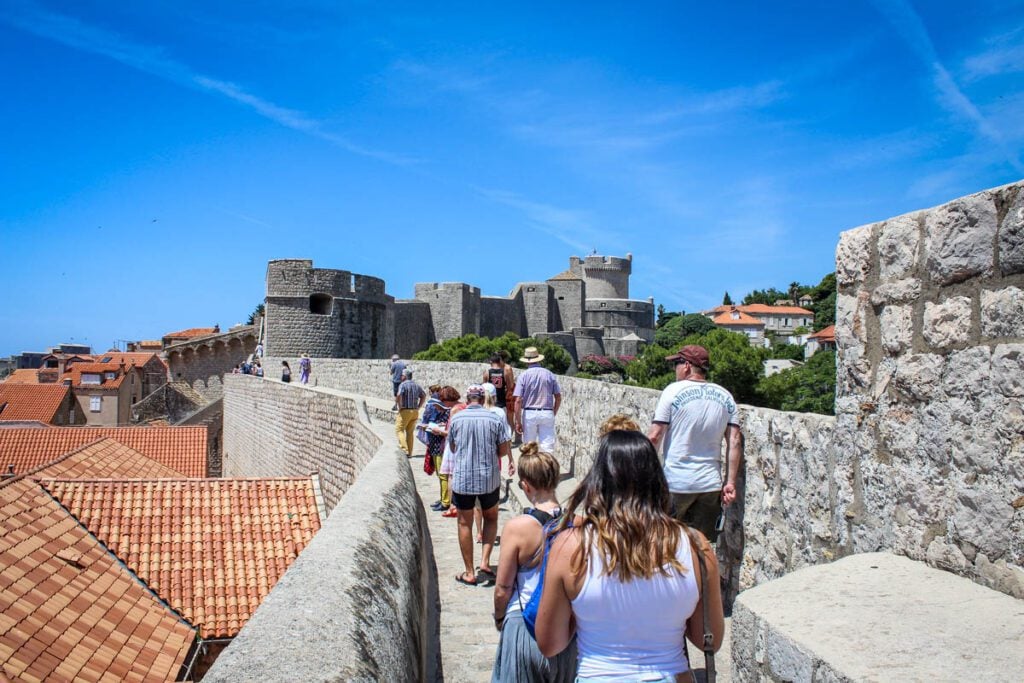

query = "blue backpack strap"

[{"left": 522, "top": 516, "right": 573, "bottom": 638}]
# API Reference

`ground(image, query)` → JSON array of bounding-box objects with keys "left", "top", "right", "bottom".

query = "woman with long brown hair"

[{"left": 535, "top": 429, "right": 724, "bottom": 682}]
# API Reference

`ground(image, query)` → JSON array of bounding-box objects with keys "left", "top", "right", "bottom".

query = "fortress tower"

[
  {"left": 264, "top": 259, "right": 394, "bottom": 358},
  {"left": 569, "top": 253, "right": 632, "bottom": 299}
]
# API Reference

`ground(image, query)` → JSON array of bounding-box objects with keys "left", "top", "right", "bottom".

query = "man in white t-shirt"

[{"left": 647, "top": 344, "right": 741, "bottom": 542}]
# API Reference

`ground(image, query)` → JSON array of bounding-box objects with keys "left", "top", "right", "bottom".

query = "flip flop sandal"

[
  {"left": 477, "top": 567, "right": 497, "bottom": 580},
  {"left": 441, "top": 508, "right": 459, "bottom": 518},
  {"left": 455, "top": 573, "right": 478, "bottom": 587}
]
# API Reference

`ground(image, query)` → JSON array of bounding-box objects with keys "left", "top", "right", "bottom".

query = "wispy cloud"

[
  {"left": 474, "top": 187, "right": 623, "bottom": 254},
  {"left": 960, "top": 27, "right": 1024, "bottom": 82},
  {"left": 1, "top": 1, "right": 415, "bottom": 165},
  {"left": 640, "top": 80, "right": 785, "bottom": 125},
  {"left": 869, "top": 0, "right": 1023, "bottom": 172}
]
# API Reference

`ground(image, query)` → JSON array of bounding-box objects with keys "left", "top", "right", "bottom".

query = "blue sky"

[{"left": 2, "top": 1, "right": 1023, "bottom": 355}]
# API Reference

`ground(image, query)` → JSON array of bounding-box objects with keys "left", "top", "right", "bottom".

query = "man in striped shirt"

[
  {"left": 394, "top": 368, "right": 426, "bottom": 457},
  {"left": 448, "top": 384, "right": 511, "bottom": 586}
]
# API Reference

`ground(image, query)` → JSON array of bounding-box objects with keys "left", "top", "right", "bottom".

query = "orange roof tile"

[
  {"left": 95, "top": 352, "right": 166, "bottom": 371},
  {"left": 60, "top": 363, "right": 129, "bottom": 390},
  {"left": 27, "top": 439, "right": 185, "bottom": 480},
  {"left": 809, "top": 324, "right": 836, "bottom": 342},
  {"left": 712, "top": 308, "right": 766, "bottom": 327},
  {"left": 736, "top": 303, "right": 814, "bottom": 316},
  {"left": 0, "top": 426, "right": 208, "bottom": 478},
  {"left": 2, "top": 369, "right": 41, "bottom": 385},
  {"left": 0, "top": 477, "right": 195, "bottom": 682},
  {"left": 163, "top": 327, "right": 217, "bottom": 339},
  {"left": 42, "top": 478, "right": 323, "bottom": 638},
  {"left": 0, "top": 384, "right": 69, "bottom": 423}
]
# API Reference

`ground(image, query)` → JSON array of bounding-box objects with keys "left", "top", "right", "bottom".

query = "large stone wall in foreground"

[
  {"left": 834, "top": 181, "right": 1024, "bottom": 597},
  {"left": 269, "top": 356, "right": 839, "bottom": 598}
]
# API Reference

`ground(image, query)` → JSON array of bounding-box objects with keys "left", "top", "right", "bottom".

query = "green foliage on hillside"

[
  {"left": 654, "top": 313, "right": 716, "bottom": 348},
  {"left": 412, "top": 332, "right": 572, "bottom": 374},
  {"left": 757, "top": 350, "right": 836, "bottom": 415}
]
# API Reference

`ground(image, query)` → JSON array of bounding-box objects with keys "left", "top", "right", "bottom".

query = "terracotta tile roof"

[
  {"left": 0, "top": 384, "right": 69, "bottom": 423},
  {"left": 96, "top": 352, "right": 166, "bottom": 370},
  {"left": 809, "top": 325, "right": 836, "bottom": 342},
  {"left": 712, "top": 308, "right": 766, "bottom": 327},
  {"left": 705, "top": 303, "right": 814, "bottom": 317},
  {"left": 27, "top": 438, "right": 185, "bottom": 480},
  {"left": 0, "top": 477, "right": 195, "bottom": 682},
  {"left": 0, "top": 421, "right": 50, "bottom": 430},
  {"left": 163, "top": 327, "right": 217, "bottom": 340},
  {"left": 42, "top": 478, "right": 323, "bottom": 638},
  {"left": 61, "top": 363, "right": 129, "bottom": 390},
  {"left": 0, "top": 426, "right": 208, "bottom": 478},
  {"left": 2, "top": 370, "right": 41, "bottom": 385},
  {"left": 737, "top": 303, "right": 814, "bottom": 316}
]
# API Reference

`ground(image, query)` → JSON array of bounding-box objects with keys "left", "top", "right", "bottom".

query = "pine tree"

[{"left": 722, "top": 292, "right": 733, "bottom": 305}]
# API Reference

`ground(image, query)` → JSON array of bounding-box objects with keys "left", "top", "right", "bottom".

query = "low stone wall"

[
  {"left": 210, "top": 376, "right": 441, "bottom": 682},
  {"left": 222, "top": 374, "right": 382, "bottom": 512},
  {"left": 177, "top": 398, "right": 223, "bottom": 478},
  {"left": 269, "top": 356, "right": 838, "bottom": 597}
]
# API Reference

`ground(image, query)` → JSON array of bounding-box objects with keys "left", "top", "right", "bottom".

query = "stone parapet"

[
  {"left": 731, "top": 552, "right": 1024, "bottom": 681},
  {"left": 207, "top": 377, "right": 440, "bottom": 682},
  {"left": 834, "top": 180, "right": 1024, "bottom": 598}
]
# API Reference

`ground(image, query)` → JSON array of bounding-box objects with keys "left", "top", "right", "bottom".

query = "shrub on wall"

[
  {"left": 412, "top": 332, "right": 571, "bottom": 374},
  {"left": 757, "top": 350, "right": 836, "bottom": 415}
]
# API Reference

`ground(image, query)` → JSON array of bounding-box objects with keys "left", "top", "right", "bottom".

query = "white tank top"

[{"left": 571, "top": 529, "right": 699, "bottom": 678}]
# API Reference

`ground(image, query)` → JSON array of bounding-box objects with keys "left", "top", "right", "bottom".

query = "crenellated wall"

[{"left": 833, "top": 180, "right": 1024, "bottom": 597}]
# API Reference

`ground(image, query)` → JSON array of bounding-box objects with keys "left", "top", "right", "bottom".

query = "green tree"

[
  {"left": 813, "top": 291, "right": 836, "bottom": 331},
  {"left": 246, "top": 303, "right": 265, "bottom": 325},
  {"left": 412, "top": 332, "right": 571, "bottom": 374},
  {"left": 624, "top": 343, "right": 674, "bottom": 389},
  {"left": 742, "top": 287, "right": 787, "bottom": 305},
  {"left": 768, "top": 343, "right": 805, "bottom": 362},
  {"left": 722, "top": 292, "right": 733, "bottom": 305},
  {"left": 757, "top": 350, "right": 836, "bottom": 415},
  {"left": 655, "top": 313, "right": 716, "bottom": 348},
  {"left": 656, "top": 304, "right": 681, "bottom": 329}
]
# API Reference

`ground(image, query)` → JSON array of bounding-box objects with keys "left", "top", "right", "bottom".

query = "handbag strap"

[{"left": 686, "top": 527, "right": 716, "bottom": 683}]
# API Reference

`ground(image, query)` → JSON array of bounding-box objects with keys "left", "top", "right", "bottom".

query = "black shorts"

[{"left": 451, "top": 487, "right": 500, "bottom": 511}]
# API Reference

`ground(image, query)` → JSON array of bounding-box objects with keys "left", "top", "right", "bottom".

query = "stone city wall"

[
  {"left": 269, "top": 356, "right": 839, "bottom": 598},
  {"left": 210, "top": 376, "right": 441, "bottom": 682},
  {"left": 834, "top": 180, "right": 1024, "bottom": 597},
  {"left": 165, "top": 333, "right": 256, "bottom": 403},
  {"left": 222, "top": 374, "right": 382, "bottom": 512}
]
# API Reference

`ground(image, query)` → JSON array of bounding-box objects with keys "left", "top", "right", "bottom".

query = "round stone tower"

[{"left": 571, "top": 253, "right": 632, "bottom": 299}]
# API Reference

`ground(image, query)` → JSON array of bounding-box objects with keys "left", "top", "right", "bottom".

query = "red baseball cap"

[{"left": 665, "top": 345, "right": 709, "bottom": 371}]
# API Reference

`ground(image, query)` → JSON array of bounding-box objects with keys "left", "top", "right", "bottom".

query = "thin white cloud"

[
  {"left": 960, "top": 27, "right": 1024, "bottom": 82},
  {"left": 1, "top": 1, "right": 415, "bottom": 166},
  {"left": 869, "top": 0, "right": 1023, "bottom": 172},
  {"left": 640, "top": 80, "right": 785, "bottom": 125}
]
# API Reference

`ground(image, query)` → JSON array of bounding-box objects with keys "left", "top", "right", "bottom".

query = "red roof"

[
  {"left": 0, "top": 426, "right": 208, "bottom": 477},
  {"left": 705, "top": 303, "right": 814, "bottom": 316},
  {"left": 0, "top": 477, "right": 195, "bottom": 682},
  {"left": 97, "top": 352, "right": 166, "bottom": 371},
  {"left": 2, "top": 369, "right": 41, "bottom": 385},
  {"left": 809, "top": 325, "right": 836, "bottom": 342},
  {"left": 27, "top": 438, "right": 186, "bottom": 480},
  {"left": 0, "top": 384, "right": 69, "bottom": 423},
  {"left": 163, "top": 327, "right": 217, "bottom": 340},
  {"left": 43, "top": 477, "right": 323, "bottom": 638},
  {"left": 712, "top": 308, "right": 766, "bottom": 327},
  {"left": 61, "top": 363, "right": 129, "bottom": 390}
]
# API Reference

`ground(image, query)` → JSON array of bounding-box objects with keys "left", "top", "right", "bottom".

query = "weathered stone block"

[
  {"left": 870, "top": 277, "right": 921, "bottom": 306},
  {"left": 878, "top": 213, "right": 921, "bottom": 279},
  {"left": 980, "top": 286, "right": 1024, "bottom": 339},
  {"left": 941, "top": 346, "right": 991, "bottom": 398},
  {"left": 924, "top": 192, "right": 997, "bottom": 285},
  {"left": 950, "top": 488, "right": 1013, "bottom": 561},
  {"left": 992, "top": 344, "right": 1024, "bottom": 397},
  {"left": 891, "top": 353, "right": 943, "bottom": 402},
  {"left": 879, "top": 305, "right": 913, "bottom": 355},
  {"left": 836, "top": 224, "right": 875, "bottom": 290},
  {"left": 922, "top": 297, "right": 972, "bottom": 349},
  {"left": 998, "top": 184, "right": 1024, "bottom": 275}
]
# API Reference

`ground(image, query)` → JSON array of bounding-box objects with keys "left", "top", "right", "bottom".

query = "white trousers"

[{"left": 522, "top": 409, "right": 556, "bottom": 453}]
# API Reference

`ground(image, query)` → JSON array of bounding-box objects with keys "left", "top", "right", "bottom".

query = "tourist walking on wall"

[
  {"left": 647, "top": 345, "right": 741, "bottom": 543},
  {"left": 483, "top": 383, "right": 515, "bottom": 476},
  {"left": 513, "top": 347, "right": 561, "bottom": 453},
  {"left": 280, "top": 361, "right": 291, "bottom": 383},
  {"left": 535, "top": 429, "right": 724, "bottom": 681},
  {"left": 422, "top": 386, "right": 459, "bottom": 511},
  {"left": 394, "top": 369, "right": 426, "bottom": 457},
  {"left": 448, "top": 384, "right": 511, "bottom": 586},
  {"left": 483, "top": 353, "right": 516, "bottom": 436},
  {"left": 299, "top": 354, "right": 312, "bottom": 384},
  {"left": 491, "top": 442, "right": 577, "bottom": 682},
  {"left": 389, "top": 354, "right": 406, "bottom": 410}
]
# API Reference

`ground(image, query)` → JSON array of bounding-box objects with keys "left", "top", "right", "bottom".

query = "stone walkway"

[{"left": 406, "top": 437, "right": 731, "bottom": 682}]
